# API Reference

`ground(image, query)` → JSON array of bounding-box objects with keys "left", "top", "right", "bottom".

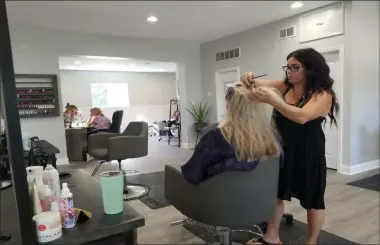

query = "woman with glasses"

[{"left": 243, "top": 48, "right": 339, "bottom": 245}]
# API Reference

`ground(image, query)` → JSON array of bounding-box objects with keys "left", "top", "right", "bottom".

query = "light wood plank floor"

[{"left": 62, "top": 139, "right": 379, "bottom": 244}]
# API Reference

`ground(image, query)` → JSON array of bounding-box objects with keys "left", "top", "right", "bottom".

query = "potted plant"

[{"left": 186, "top": 101, "right": 209, "bottom": 132}]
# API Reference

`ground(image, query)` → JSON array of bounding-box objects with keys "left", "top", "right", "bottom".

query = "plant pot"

[{"left": 194, "top": 122, "right": 208, "bottom": 132}]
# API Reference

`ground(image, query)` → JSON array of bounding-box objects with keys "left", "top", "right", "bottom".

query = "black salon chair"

[{"left": 89, "top": 110, "right": 124, "bottom": 134}]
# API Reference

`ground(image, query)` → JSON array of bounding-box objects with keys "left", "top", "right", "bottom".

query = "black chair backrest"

[{"left": 110, "top": 110, "right": 123, "bottom": 133}]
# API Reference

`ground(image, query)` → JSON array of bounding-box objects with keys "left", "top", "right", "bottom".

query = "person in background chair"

[
  {"left": 63, "top": 103, "right": 78, "bottom": 127},
  {"left": 166, "top": 109, "right": 181, "bottom": 138},
  {"left": 87, "top": 107, "right": 111, "bottom": 130},
  {"left": 181, "top": 81, "right": 281, "bottom": 185}
]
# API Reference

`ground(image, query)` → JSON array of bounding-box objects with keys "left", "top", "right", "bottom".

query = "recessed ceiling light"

[
  {"left": 74, "top": 60, "right": 82, "bottom": 65},
  {"left": 291, "top": 2, "right": 303, "bottom": 8},
  {"left": 147, "top": 16, "right": 158, "bottom": 23},
  {"left": 84, "top": 56, "right": 129, "bottom": 60}
]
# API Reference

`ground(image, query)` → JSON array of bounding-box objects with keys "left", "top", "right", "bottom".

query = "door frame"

[
  {"left": 215, "top": 66, "right": 241, "bottom": 121},
  {"left": 317, "top": 45, "right": 345, "bottom": 173}
]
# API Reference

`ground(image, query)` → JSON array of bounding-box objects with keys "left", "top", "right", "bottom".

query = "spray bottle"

[{"left": 60, "top": 183, "right": 75, "bottom": 228}]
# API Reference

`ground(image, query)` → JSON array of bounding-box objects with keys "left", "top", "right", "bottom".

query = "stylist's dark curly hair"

[{"left": 284, "top": 48, "right": 339, "bottom": 126}]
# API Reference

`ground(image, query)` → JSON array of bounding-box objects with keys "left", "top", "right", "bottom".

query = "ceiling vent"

[
  {"left": 279, "top": 26, "right": 296, "bottom": 39},
  {"left": 216, "top": 48, "right": 241, "bottom": 62}
]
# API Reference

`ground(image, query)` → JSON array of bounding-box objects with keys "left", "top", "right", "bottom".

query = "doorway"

[
  {"left": 319, "top": 47, "right": 344, "bottom": 170},
  {"left": 215, "top": 67, "right": 240, "bottom": 121}
]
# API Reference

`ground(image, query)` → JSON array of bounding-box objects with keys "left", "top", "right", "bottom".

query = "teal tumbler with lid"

[{"left": 100, "top": 171, "right": 124, "bottom": 214}]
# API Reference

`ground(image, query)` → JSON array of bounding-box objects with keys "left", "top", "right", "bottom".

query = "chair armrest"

[
  {"left": 88, "top": 133, "right": 118, "bottom": 150},
  {"left": 108, "top": 135, "right": 147, "bottom": 160},
  {"left": 90, "top": 128, "right": 111, "bottom": 134}
]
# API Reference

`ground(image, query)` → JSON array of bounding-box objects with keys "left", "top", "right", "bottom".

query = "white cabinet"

[{"left": 298, "top": 2, "right": 344, "bottom": 43}]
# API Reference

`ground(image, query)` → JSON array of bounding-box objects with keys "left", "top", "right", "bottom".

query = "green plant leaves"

[{"left": 186, "top": 101, "right": 209, "bottom": 123}]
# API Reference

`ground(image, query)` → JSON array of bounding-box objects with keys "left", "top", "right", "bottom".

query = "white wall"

[
  {"left": 9, "top": 26, "right": 202, "bottom": 158},
  {"left": 201, "top": 1, "right": 379, "bottom": 169},
  {"left": 344, "top": 1, "right": 380, "bottom": 167},
  {"left": 59, "top": 70, "right": 177, "bottom": 129}
]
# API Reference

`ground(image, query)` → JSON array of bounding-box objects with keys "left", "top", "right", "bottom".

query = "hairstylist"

[{"left": 244, "top": 48, "right": 339, "bottom": 245}]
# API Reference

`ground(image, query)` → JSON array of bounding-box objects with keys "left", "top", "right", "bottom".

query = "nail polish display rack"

[{"left": 15, "top": 74, "right": 60, "bottom": 118}]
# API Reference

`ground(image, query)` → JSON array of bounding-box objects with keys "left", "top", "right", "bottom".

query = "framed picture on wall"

[{"left": 298, "top": 2, "right": 344, "bottom": 43}]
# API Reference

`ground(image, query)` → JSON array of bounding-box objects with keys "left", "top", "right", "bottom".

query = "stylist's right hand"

[{"left": 240, "top": 72, "right": 255, "bottom": 88}]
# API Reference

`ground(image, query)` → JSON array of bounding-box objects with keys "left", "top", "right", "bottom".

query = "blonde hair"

[
  {"left": 64, "top": 105, "right": 78, "bottom": 116},
  {"left": 218, "top": 82, "right": 280, "bottom": 162},
  {"left": 90, "top": 107, "right": 103, "bottom": 116}
]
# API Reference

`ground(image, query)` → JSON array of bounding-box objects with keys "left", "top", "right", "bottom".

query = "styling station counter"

[{"left": 1, "top": 169, "right": 145, "bottom": 244}]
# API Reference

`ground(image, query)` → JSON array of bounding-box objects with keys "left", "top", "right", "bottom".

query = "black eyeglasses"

[{"left": 282, "top": 65, "right": 303, "bottom": 72}]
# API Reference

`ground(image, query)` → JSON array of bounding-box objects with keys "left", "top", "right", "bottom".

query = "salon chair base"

[
  {"left": 124, "top": 170, "right": 140, "bottom": 175},
  {"left": 170, "top": 219, "right": 264, "bottom": 245},
  {"left": 123, "top": 184, "right": 149, "bottom": 201},
  {"left": 213, "top": 226, "right": 264, "bottom": 245},
  {"left": 170, "top": 218, "right": 193, "bottom": 226}
]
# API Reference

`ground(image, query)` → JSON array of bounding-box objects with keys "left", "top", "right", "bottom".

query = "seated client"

[
  {"left": 181, "top": 82, "right": 281, "bottom": 184},
  {"left": 87, "top": 107, "right": 111, "bottom": 130},
  {"left": 63, "top": 103, "right": 78, "bottom": 127}
]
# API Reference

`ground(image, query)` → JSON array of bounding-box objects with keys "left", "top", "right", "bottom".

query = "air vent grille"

[
  {"left": 279, "top": 26, "right": 296, "bottom": 39},
  {"left": 216, "top": 48, "right": 241, "bottom": 62}
]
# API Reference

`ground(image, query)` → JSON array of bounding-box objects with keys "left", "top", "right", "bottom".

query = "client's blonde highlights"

[{"left": 218, "top": 82, "right": 280, "bottom": 162}]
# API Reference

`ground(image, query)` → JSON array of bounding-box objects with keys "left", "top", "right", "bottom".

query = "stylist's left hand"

[{"left": 252, "top": 87, "right": 282, "bottom": 105}]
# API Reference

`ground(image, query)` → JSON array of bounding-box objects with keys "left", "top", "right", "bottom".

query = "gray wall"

[
  {"left": 10, "top": 26, "right": 202, "bottom": 159},
  {"left": 59, "top": 70, "right": 177, "bottom": 130},
  {"left": 60, "top": 70, "right": 176, "bottom": 107},
  {"left": 201, "top": 1, "right": 379, "bottom": 167}
]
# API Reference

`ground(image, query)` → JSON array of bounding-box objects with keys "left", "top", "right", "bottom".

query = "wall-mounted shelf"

[{"left": 15, "top": 74, "right": 60, "bottom": 118}]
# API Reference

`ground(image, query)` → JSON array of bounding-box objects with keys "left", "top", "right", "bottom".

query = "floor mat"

[
  {"left": 183, "top": 219, "right": 357, "bottom": 245},
  {"left": 347, "top": 174, "right": 380, "bottom": 192},
  {"left": 126, "top": 171, "right": 171, "bottom": 209}
]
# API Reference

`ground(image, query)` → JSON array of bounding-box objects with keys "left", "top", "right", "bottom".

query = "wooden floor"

[{"left": 62, "top": 138, "right": 380, "bottom": 244}]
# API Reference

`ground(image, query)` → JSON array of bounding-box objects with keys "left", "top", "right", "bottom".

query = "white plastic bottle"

[
  {"left": 40, "top": 185, "right": 55, "bottom": 212},
  {"left": 42, "top": 164, "right": 61, "bottom": 208},
  {"left": 60, "top": 183, "right": 75, "bottom": 228},
  {"left": 50, "top": 201, "right": 59, "bottom": 212}
]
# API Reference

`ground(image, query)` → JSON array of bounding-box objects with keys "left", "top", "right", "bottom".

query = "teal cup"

[{"left": 100, "top": 171, "right": 124, "bottom": 214}]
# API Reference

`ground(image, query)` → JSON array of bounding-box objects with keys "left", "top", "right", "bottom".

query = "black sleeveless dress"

[{"left": 273, "top": 89, "right": 327, "bottom": 210}]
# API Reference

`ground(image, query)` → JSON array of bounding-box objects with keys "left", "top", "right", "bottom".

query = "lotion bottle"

[{"left": 42, "top": 164, "right": 61, "bottom": 208}]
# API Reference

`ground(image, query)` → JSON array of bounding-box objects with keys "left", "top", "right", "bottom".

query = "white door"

[
  {"left": 321, "top": 50, "right": 342, "bottom": 170},
  {"left": 215, "top": 68, "right": 240, "bottom": 121}
]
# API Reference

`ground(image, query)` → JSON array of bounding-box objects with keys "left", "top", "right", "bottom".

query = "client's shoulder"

[
  {"left": 202, "top": 126, "right": 224, "bottom": 139},
  {"left": 199, "top": 127, "right": 231, "bottom": 151}
]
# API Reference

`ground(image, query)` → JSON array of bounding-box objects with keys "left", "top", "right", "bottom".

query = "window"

[{"left": 90, "top": 83, "right": 129, "bottom": 107}]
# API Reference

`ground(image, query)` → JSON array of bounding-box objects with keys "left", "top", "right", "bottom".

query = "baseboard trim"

[
  {"left": 181, "top": 142, "right": 196, "bottom": 149},
  {"left": 339, "top": 159, "right": 380, "bottom": 175},
  {"left": 57, "top": 157, "right": 70, "bottom": 165}
]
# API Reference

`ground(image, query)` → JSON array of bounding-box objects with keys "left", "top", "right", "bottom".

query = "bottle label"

[{"left": 60, "top": 197, "right": 75, "bottom": 228}]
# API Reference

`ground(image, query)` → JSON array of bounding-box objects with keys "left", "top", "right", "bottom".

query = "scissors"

[
  {"left": 250, "top": 74, "right": 268, "bottom": 88},
  {"left": 225, "top": 73, "right": 268, "bottom": 89}
]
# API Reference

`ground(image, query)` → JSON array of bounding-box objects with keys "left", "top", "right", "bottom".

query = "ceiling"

[
  {"left": 59, "top": 56, "right": 176, "bottom": 72},
  {"left": 6, "top": 1, "right": 338, "bottom": 42}
]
